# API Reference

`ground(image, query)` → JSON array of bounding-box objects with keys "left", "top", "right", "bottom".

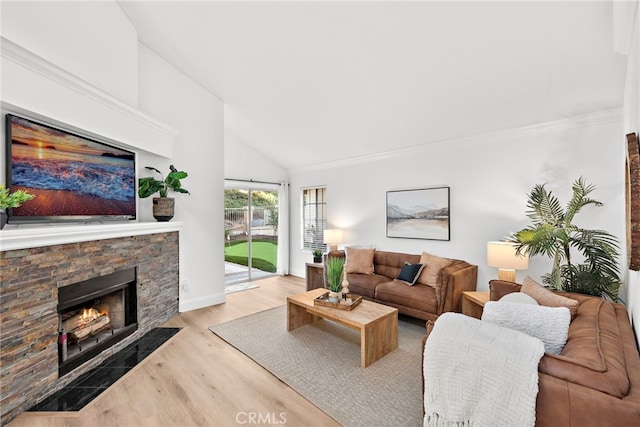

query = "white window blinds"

[{"left": 302, "top": 187, "right": 327, "bottom": 251}]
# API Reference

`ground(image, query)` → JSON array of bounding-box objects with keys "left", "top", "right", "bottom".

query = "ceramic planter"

[{"left": 152, "top": 197, "right": 175, "bottom": 222}]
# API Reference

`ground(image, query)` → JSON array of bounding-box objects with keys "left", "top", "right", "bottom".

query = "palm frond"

[
  {"left": 565, "top": 177, "right": 602, "bottom": 224},
  {"left": 513, "top": 225, "right": 563, "bottom": 259},
  {"left": 525, "top": 184, "right": 564, "bottom": 225},
  {"left": 571, "top": 229, "right": 620, "bottom": 278},
  {"left": 512, "top": 177, "right": 621, "bottom": 301},
  {"left": 561, "top": 264, "right": 619, "bottom": 300}
]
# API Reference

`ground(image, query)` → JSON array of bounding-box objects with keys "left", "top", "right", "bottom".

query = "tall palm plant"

[{"left": 510, "top": 177, "right": 620, "bottom": 300}]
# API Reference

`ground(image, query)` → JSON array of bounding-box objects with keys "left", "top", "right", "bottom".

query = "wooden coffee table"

[{"left": 287, "top": 288, "right": 398, "bottom": 367}]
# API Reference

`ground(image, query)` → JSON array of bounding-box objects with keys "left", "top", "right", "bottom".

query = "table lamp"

[
  {"left": 487, "top": 241, "right": 529, "bottom": 282},
  {"left": 323, "top": 229, "right": 343, "bottom": 252}
]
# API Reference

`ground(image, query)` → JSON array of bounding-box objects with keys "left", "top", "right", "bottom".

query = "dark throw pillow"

[{"left": 397, "top": 263, "right": 425, "bottom": 286}]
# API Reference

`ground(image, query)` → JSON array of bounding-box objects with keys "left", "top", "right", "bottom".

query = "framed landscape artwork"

[{"left": 386, "top": 187, "right": 450, "bottom": 240}]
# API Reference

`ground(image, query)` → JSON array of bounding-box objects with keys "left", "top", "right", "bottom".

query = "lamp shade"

[
  {"left": 323, "top": 229, "right": 343, "bottom": 252},
  {"left": 323, "top": 229, "right": 343, "bottom": 244},
  {"left": 487, "top": 241, "right": 529, "bottom": 270}
]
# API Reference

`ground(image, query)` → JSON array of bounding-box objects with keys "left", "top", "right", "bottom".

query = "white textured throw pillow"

[
  {"left": 482, "top": 301, "right": 570, "bottom": 355},
  {"left": 499, "top": 292, "right": 539, "bottom": 305}
]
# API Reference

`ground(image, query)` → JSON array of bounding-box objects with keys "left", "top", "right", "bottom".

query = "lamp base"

[
  {"left": 328, "top": 244, "right": 338, "bottom": 252},
  {"left": 497, "top": 269, "right": 516, "bottom": 283}
]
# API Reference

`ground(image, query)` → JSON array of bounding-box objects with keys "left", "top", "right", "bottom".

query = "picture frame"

[{"left": 386, "top": 187, "right": 450, "bottom": 240}]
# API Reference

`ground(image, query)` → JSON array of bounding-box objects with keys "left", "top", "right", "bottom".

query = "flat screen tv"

[{"left": 5, "top": 114, "right": 136, "bottom": 224}]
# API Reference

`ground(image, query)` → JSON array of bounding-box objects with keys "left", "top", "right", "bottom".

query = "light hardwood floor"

[{"left": 10, "top": 276, "right": 341, "bottom": 427}]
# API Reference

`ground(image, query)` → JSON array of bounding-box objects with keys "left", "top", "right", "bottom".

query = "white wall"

[
  {"left": 0, "top": 1, "right": 226, "bottom": 313},
  {"left": 617, "top": 1, "right": 640, "bottom": 341},
  {"left": 1, "top": 1, "right": 138, "bottom": 106},
  {"left": 288, "top": 110, "right": 626, "bottom": 296},
  {"left": 138, "top": 44, "right": 226, "bottom": 311},
  {"left": 225, "top": 131, "right": 287, "bottom": 183}
]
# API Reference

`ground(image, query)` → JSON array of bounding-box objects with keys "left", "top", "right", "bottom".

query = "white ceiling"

[{"left": 118, "top": 1, "right": 627, "bottom": 170}]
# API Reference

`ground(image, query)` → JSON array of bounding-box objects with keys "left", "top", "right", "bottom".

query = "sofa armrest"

[
  {"left": 488, "top": 279, "right": 522, "bottom": 301},
  {"left": 439, "top": 262, "right": 478, "bottom": 314},
  {"left": 325, "top": 250, "right": 345, "bottom": 261}
]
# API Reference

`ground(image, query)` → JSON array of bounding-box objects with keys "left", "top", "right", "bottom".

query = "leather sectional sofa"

[
  {"left": 422, "top": 279, "right": 640, "bottom": 426},
  {"left": 326, "top": 249, "right": 478, "bottom": 321}
]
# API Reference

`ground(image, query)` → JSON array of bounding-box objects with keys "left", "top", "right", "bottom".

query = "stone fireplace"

[{"left": 0, "top": 224, "right": 181, "bottom": 425}]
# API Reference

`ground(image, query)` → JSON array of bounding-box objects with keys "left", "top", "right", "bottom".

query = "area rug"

[
  {"left": 224, "top": 282, "right": 259, "bottom": 294},
  {"left": 209, "top": 306, "right": 424, "bottom": 427}
]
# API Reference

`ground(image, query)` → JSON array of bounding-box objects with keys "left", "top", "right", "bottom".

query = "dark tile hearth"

[{"left": 28, "top": 328, "right": 180, "bottom": 412}]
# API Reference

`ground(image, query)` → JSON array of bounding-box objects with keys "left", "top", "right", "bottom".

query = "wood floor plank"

[{"left": 10, "top": 275, "right": 340, "bottom": 427}]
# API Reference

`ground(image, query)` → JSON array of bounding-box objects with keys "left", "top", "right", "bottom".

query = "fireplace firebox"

[{"left": 57, "top": 267, "right": 138, "bottom": 376}]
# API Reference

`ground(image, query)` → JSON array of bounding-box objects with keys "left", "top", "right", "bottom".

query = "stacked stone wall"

[
  {"left": 628, "top": 133, "right": 640, "bottom": 271},
  {"left": 0, "top": 231, "right": 179, "bottom": 425}
]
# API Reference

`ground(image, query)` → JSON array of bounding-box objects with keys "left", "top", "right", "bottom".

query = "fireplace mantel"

[
  {"left": 0, "top": 221, "right": 183, "bottom": 251},
  {"left": 1, "top": 226, "right": 180, "bottom": 424}
]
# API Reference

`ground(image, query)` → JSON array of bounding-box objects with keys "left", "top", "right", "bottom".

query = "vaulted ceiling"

[{"left": 118, "top": 1, "right": 627, "bottom": 170}]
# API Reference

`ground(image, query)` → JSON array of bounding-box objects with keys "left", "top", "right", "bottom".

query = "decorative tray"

[{"left": 313, "top": 292, "right": 362, "bottom": 310}]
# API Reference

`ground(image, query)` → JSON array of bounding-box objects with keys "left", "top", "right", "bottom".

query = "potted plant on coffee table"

[
  {"left": 138, "top": 165, "right": 189, "bottom": 222},
  {"left": 325, "top": 256, "right": 345, "bottom": 303},
  {"left": 0, "top": 184, "right": 35, "bottom": 229}
]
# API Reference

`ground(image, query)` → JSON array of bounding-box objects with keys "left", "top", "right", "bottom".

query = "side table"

[
  {"left": 305, "top": 262, "right": 324, "bottom": 291},
  {"left": 461, "top": 291, "right": 490, "bottom": 319}
]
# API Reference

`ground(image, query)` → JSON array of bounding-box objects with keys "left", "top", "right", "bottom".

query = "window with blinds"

[{"left": 302, "top": 187, "right": 327, "bottom": 251}]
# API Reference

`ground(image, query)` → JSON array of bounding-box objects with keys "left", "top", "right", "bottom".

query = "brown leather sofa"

[
  {"left": 326, "top": 250, "right": 477, "bottom": 321},
  {"left": 422, "top": 279, "right": 640, "bottom": 426}
]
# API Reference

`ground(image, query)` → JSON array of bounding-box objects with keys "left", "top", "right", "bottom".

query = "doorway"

[{"left": 224, "top": 182, "right": 280, "bottom": 285}]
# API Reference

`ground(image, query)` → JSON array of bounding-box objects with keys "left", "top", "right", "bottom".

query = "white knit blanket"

[{"left": 423, "top": 313, "right": 545, "bottom": 427}]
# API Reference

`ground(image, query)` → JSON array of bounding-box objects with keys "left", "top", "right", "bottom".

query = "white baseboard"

[{"left": 179, "top": 292, "right": 225, "bottom": 312}]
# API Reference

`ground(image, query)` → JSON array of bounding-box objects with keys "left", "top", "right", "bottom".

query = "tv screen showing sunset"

[{"left": 7, "top": 115, "right": 136, "bottom": 218}]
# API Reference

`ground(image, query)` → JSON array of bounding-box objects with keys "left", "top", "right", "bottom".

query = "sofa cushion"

[
  {"left": 397, "top": 263, "right": 424, "bottom": 285},
  {"left": 521, "top": 276, "right": 579, "bottom": 319},
  {"left": 417, "top": 252, "right": 452, "bottom": 288},
  {"left": 346, "top": 273, "right": 388, "bottom": 299},
  {"left": 482, "top": 301, "right": 570, "bottom": 354},
  {"left": 499, "top": 292, "right": 538, "bottom": 305},
  {"left": 375, "top": 281, "right": 437, "bottom": 314},
  {"left": 538, "top": 298, "right": 630, "bottom": 398},
  {"left": 345, "top": 247, "right": 375, "bottom": 275},
  {"left": 373, "top": 251, "right": 421, "bottom": 279}
]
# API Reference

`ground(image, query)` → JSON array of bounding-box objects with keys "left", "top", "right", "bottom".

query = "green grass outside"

[{"left": 225, "top": 239, "right": 277, "bottom": 273}]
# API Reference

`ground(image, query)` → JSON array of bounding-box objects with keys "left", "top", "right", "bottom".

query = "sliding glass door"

[{"left": 224, "top": 183, "right": 280, "bottom": 285}]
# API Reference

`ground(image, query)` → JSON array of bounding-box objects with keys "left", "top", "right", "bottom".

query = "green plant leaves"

[
  {"left": 138, "top": 165, "right": 190, "bottom": 198},
  {"left": 138, "top": 177, "right": 165, "bottom": 198},
  {"left": 0, "top": 184, "right": 35, "bottom": 209},
  {"left": 325, "top": 257, "right": 345, "bottom": 292},
  {"left": 512, "top": 178, "right": 620, "bottom": 300}
]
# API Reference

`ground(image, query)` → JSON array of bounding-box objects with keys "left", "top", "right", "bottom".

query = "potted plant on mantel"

[
  {"left": 0, "top": 184, "right": 35, "bottom": 229},
  {"left": 138, "top": 165, "right": 189, "bottom": 222},
  {"left": 325, "top": 256, "right": 345, "bottom": 303}
]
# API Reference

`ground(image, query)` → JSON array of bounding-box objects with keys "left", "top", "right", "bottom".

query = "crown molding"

[
  {"left": 288, "top": 108, "right": 623, "bottom": 173},
  {"left": 0, "top": 36, "right": 178, "bottom": 158}
]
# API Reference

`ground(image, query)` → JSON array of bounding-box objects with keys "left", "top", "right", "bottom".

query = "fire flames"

[
  {"left": 81, "top": 308, "right": 101, "bottom": 324},
  {"left": 62, "top": 307, "right": 111, "bottom": 343}
]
